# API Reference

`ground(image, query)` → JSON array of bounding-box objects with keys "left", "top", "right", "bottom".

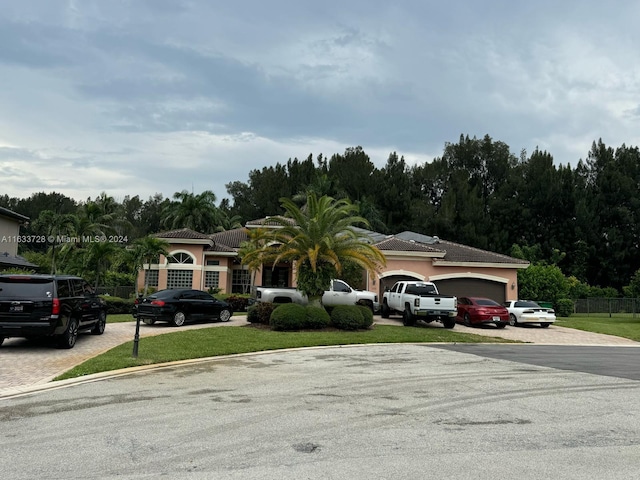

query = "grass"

[
  {"left": 556, "top": 314, "right": 640, "bottom": 342},
  {"left": 57, "top": 312, "right": 639, "bottom": 382},
  {"left": 56, "top": 324, "right": 515, "bottom": 381}
]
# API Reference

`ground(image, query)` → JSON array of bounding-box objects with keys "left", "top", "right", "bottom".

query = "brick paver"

[{"left": 1, "top": 316, "right": 637, "bottom": 398}]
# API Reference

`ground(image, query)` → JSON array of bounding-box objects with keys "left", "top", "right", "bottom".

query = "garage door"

[{"left": 433, "top": 278, "right": 506, "bottom": 303}]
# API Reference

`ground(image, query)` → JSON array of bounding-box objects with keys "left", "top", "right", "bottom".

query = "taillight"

[
  {"left": 151, "top": 300, "right": 165, "bottom": 306},
  {"left": 52, "top": 298, "right": 60, "bottom": 315},
  {"left": 414, "top": 298, "right": 420, "bottom": 307}
]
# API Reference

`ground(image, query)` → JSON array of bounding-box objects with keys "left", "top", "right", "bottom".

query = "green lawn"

[
  {"left": 556, "top": 315, "right": 640, "bottom": 342},
  {"left": 56, "top": 324, "right": 514, "bottom": 381},
  {"left": 58, "top": 312, "right": 638, "bottom": 383}
]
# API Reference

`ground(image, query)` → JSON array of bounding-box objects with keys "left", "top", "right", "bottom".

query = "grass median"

[
  {"left": 56, "top": 319, "right": 515, "bottom": 381},
  {"left": 556, "top": 315, "right": 640, "bottom": 341}
]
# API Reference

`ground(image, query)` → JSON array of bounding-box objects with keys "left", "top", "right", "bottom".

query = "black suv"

[{"left": 0, "top": 274, "right": 107, "bottom": 349}]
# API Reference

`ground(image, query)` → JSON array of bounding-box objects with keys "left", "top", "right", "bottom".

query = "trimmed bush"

[
  {"left": 357, "top": 305, "right": 374, "bottom": 328},
  {"left": 222, "top": 295, "right": 250, "bottom": 312},
  {"left": 555, "top": 298, "right": 574, "bottom": 317},
  {"left": 247, "top": 302, "right": 279, "bottom": 325},
  {"left": 303, "top": 306, "right": 331, "bottom": 329},
  {"left": 270, "top": 303, "right": 306, "bottom": 331},
  {"left": 101, "top": 296, "right": 135, "bottom": 315},
  {"left": 330, "top": 305, "right": 365, "bottom": 331}
]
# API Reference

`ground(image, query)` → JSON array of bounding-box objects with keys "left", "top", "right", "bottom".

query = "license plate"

[
  {"left": 492, "top": 316, "right": 500, "bottom": 321},
  {"left": 10, "top": 305, "right": 23, "bottom": 312}
]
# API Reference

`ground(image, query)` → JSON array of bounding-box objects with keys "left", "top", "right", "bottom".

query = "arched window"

[{"left": 167, "top": 252, "right": 194, "bottom": 264}]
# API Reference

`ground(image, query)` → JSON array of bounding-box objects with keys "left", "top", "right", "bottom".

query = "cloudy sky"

[{"left": 2, "top": 0, "right": 639, "bottom": 204}]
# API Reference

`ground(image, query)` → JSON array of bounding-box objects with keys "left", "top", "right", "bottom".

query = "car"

[
  {"left": 134, "top": 288, "right": 233, "bottom": 327},
  {"left": 502, "top": 300, "right": 556, "bottom": 328},
  {"left": 456, "top": 296, "right": 509, "bottom": 328},
  {"left": 0, "top": 274, "right": 107, "bottom": 349}
]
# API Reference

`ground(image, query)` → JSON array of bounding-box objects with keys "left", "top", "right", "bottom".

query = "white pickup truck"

[
  {"left": 254, "top": 279, "right": 379, "bottom": 311},
  {"left": 381, "top": 281, "right": 457, "bottom": 328}
]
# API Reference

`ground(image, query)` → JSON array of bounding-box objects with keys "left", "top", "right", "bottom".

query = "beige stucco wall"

[
  {"left": 0, "top": 217, "right": 21, "bottom": 256},
  {"left": 364, "top": 255, "right": 520, "bottom": 302}
]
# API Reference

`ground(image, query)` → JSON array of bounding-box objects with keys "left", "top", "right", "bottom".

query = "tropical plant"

[
  {"left": 130, "top": 236, "right": 170, "bottom": 296},
  {"left": 162, "top": 190, "right": 221, "bottom": 233},
  {"left": 240, "top": 193, "right": 386, "bottom": 307}
]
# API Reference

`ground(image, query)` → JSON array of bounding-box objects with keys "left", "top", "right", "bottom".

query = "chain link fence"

[{"left": 574, "top": 298, "right": 639, "bottom": 317}]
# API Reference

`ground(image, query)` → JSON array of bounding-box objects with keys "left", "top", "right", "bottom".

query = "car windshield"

[
  {"left": 405, "top": 284, "right": 437, "bottom": 295},
  {"left": 475, "top": 298, "right": 499, "bottom": 306},
  {"left": 0, "top": 277, "right": 54, "bottom": 298},
  {"left": 517, "top": 301, "right": 541, "bottom": 308}
]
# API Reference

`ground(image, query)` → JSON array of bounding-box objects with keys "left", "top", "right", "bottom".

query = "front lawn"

[
  {"left": 56, "top": 324, "right": 515, "bottom": 381},
  {"left": 556, "top": 315, "right": 640, "bottom": 342}
]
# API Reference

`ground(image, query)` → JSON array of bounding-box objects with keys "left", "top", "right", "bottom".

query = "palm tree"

[
  {"left": 81, "top": 240, "right": 123, "bottom": 289},
  {"left": 241, "top": 193, "right": 386, "bottom": 307},
  {"left": 31, "top": 210, "right": 76, "bottom": 274},
  {"left": 162, "top": 190, "right": 221, "bottom": 233},
  {"left": 131, "top": 236, "right": 170, "bottom": 296}
]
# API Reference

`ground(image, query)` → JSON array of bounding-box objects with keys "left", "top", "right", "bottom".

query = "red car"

[{"left": 456, "top": 297, "right": 509, "bottom": 328}]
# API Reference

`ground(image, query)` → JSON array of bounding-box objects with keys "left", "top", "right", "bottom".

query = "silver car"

[{"left": 502, "top": 300, "right": 556, "bottom": 328}]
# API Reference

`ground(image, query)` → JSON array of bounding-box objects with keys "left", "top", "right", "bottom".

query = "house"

[
  {"left": 137, "top": 218, "right": 530, "bottom": 303},
  {"left": 0, "top": 207, "right": 38, "bottom": 271}
]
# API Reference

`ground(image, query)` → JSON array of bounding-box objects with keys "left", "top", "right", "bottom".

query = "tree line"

[{"left": 2, "top": 134, "right": 639, "bottom": 294}]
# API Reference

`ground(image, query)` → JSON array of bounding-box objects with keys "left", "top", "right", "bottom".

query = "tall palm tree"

[
  {"left": 162, "top": 190, "right": 221, "bottom": 233},
  {"left": 131, "top": 236, "right": 170, "bottom": 296},
  {"left": 31, "top": 210, "right": 76, "bottom": 274},
  {"left": 241, "top": 193, "right": 386, "bottom": 307},
  {"left": 81, "top": 240, "right": 123, "bottom": 290}
]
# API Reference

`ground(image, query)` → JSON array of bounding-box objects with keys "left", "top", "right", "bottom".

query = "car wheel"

[
  {"left": 171, "top": 311, "right": 186, "bottom": 327},
  {"left": 142, "top": 318, "right": 156, "bottom": 325},
  {"left": 541, "top": 323, "right": 551, "bottom": 328},
  {"left": 381, "top": 302, "right": 390, "bottom": 318},
  {"left": 402, "top": 308, "right": 416, "bottom": 327},
  {"left": 442, "top": 318, "right": 455, "bottom": 329},
  {"left": 218, "top": 308, "right": 232, "bottom": 322},
  {"left": 464, "top": 313, "right": 472, "bottom": 327},
  {"left": 495, "top": 322, "right": 507, "bottom": 329},
  {"left": 509, "top": 313, "right": 518, "bottom": 326},
  {"left": 0, "top": 337, "right": 4, "bottom": 347},
  {"left": 92, "top": 310, "right": 106, "bottom": 335},
  {"left": 57, "top": 317, "right": 79, "bottom": 349}
]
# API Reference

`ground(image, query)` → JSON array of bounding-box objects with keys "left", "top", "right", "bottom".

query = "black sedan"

[{"left": 135, "top": 289, "right": 233, "bottom": 327}]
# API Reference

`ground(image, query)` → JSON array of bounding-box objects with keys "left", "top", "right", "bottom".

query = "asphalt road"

[{"left": 1, "top": 344, "right": 639, "bottom": 479}]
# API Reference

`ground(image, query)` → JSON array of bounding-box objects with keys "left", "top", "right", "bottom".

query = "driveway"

[{"left": 0, "top": 315, "right": 637, "bottom": 398}]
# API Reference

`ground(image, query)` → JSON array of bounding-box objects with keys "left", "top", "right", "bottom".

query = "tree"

[
  {"left": 31, "top": 210, "right": 77, "bottom": 273},
  {"left": 518, "top": 264, "right": 569, "bottom": 304},
  {"left": 131, "top": 236, "right": 170, "bottom": 296},
  {"left": 241, "top": 193, "right": 386, "bottom": 307},
  {"left": 162, "top": 190, "right": 221, "bottom": 233}
]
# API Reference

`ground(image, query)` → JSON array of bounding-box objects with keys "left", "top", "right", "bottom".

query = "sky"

[{"left": 1, "top": 0, "right": 639, "bottom": 205}]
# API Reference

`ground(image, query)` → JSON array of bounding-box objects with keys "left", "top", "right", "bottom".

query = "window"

[
  {"left": 144, "top": 270, "right": 159, "bottom": 287},
  {"left": 206, "top": 259, "right": 220, "bottom": 266},
  {"left": 167, "top": 270, "right": 193, "bottom": 289},
  {"left": 56, "top": 279, "right": 71, "bottom": 297},
  {"left": 204, "top": 271, "right": 219, "bottom": 288},
  {"left": 332, "top": 280, "right": 351, "bottom": 293},
  {"left": 167, "top": 252, "right": 194, "bottom": 264},
  {"left": 231, "top": 269, "right": 251, "bottom": 294}
]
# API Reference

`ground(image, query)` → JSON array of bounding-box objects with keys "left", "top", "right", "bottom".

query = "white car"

[{"left": 502, "top": 300, "right": 556, "bottom": 328}]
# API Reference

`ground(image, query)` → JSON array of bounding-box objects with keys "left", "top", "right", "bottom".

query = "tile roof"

[
  {"left": 0, "top": 251, "right": 39, "bottom": 269},
  {"left": 157, "top": 221, "right": 528, "bottom": 266},
  {"left": 0, "top": 207, "right": 29, "bottom": 223},
  {"left": 374, "top": 237, "right": 445, "bottom": 253},
  {"left": 208, "top": 229, "right": 248, "bottom": 252},
  {"left": 432, "top": 240, "right": 530, "bottom": 265},
  {"left": 154, "top": 228, "right": 212, "bottom": 240}
]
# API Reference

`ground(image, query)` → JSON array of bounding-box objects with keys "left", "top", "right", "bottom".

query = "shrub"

[
  {"left": 270, "top": 303, "right": 306, "bottom": 331},
  {"left": 357, "top": 305, "right": 374, "bottom": 328},
  {"left": 222, "top": 295, "right": 250, "bottom": 312},
  {"left": 555, "top": 298, "right": 574, "bottom": 317},
  {"left": 102, "top": 296, "right": 135, "bottom": 315},
  {"left": 247, "top": 302, "right": 279, "bottom": 325},
  {"left": 303, "top": 306, "right": 331, "bottom": 329},
  {"left": 330, "top": 305, "right": 364, "bottom": 331}
]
